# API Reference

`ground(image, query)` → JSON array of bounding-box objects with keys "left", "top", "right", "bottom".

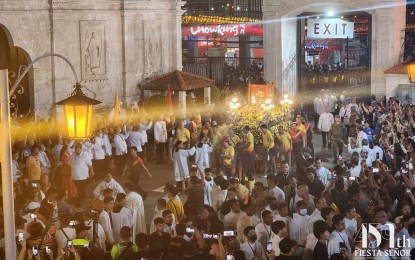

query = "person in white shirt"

[
  {"left": 37, "top": 143, "right": 51, "bottom": 174},
  {"left": 12, "top": 150, "right": 22, "bottom": 183},
  {"left": 92, "top": 130, "right": 106, "bottom": 180},
  {"left": 371, "top": 139, "right": 384, "bottom": 162},
  {"left": 318, "top": 106, "right": 334, "bottom": 149},
  {"left": 102, "top": 128, "right": 112, "bottom": 160},
  {"left": 327, "top": 90, "right": 338, "bottom": 114},
  {"left": 308, "top": 197, "right": 327, "bottom": 231},
  {"left": 349, "top": 98, "right": 360, "bottom": 114},
  {"left": 290, "top": 201, "right": 311, "bottom": 247},
  {"left": 212, "top": 178, "right": 228, "bottom": 211},
  {"left": 173, "top": 141, "right": 196, "bottom": 191},
  {"left": 93, "top": 173, "right": 125, "bottom": 199},
  {"left": 154, "top": 115, "right": 167, "bottom": 164},
  {"left": 223, "top": 199, "right": 246, "bottom": 230},
  {"left": 82, "top": 139, "right": 94, "bottom": 161},
  {"left": 269, "top": 220, "right": 287, "bottom": 257},
  {"left": 139, "top": 119, "right": 153, "bottom": 158},
  {"left": 54, "top": 214, "right": 76, "bottom": 253},
  {"left": 344, "top": 204, "right": 357, "bottom": 239},
  {"left": 149, "top": 199, "right": 175, "bottom": 234},
  {"left": 98, "top": 196, "right": 115, "bottom": 247},
  {"left": 53, "top": 139, "right": 64, "bottom": 166},
  {"left": 339, "top": 101, "right": 350, "bottom": 125},
  {"left": 267, "top": 174, "right": 285, "bottom": 205},
  {"left": 124, "top": 182, "right": 146, "bottom": 239},
  {"left": 113, "top": 126, "right": 128, "bottom": 176},
  {"left": 375, "top": 208, "right": 395, "bottom": 231},
  {"left": 85, "top": 214, "right": 106, "bottom": 251},
  {"left": 327, "top": 215, "right": 351, "bottom": 257},
  {"left": 127, "top": 125, "right": 144, "bottom": 154},
  {"left": 240, "top": 226, "right": 267, "bottom": 260},
  {"left": 70, "top": 144, "right": 93, "bottom": 199},
  {"left": 255, "top": 210, "right": 274, "bottom": 250},
  {"left": 314, "top": 158, "right": 330, "bottom": 185},
  {"left": 273, "top": 203, "right": 291, "bottom": 228},
  {"left": 195, "top": 139, "right": 214, "bottom": 178},
  {"left": 112, "top": 193, "right": 133, "bottom": 243},
  {"left": 203, "top": 169, "right": 214, "bottom": 206},
  {"left": 304, "top": 220, "right": 329, "bottom": 260}
]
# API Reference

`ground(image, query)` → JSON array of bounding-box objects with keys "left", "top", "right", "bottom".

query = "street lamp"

[
  {"left": 280, "top": 94, "right": 293, "bottom": 116},
  {"left": 261, "top": 97, "right": 274, "bottom": 110},
  {"left": 0, "top": 53, "right": 101, "bottom": 259},
  {"left": 229, "top": 97, "right": 241, "bottom": 110},
  {"left": 56, "top": 83, "right": 101, "bottom": 139}
]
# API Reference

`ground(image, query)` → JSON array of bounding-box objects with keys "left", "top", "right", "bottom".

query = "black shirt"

[
  {"left": 169, "top": 236, "right": 186, "bottom": 257},
  {"left": 313, "top": 241, "right": 328, "bottom": 260},
  {"left": 149, "top": 231, "right": 171, "bottom": 257},
  {"left": 307, "top": 179, "right": 325, "bottom": 197}
]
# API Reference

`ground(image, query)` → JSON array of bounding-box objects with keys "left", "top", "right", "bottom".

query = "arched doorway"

[{"left": 0, "top": 24, "right": 33, "bottom": 118}]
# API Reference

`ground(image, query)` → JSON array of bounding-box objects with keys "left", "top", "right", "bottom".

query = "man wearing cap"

[
  {"left": 328, "top": 115, "right": 347, "bottom": 163},
  {"left": 260, "top": 124, "right": 276, "bottom": 176}
]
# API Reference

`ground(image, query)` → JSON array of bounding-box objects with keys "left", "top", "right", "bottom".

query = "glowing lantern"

[
  {"left": 55, "top": 83, "right": 101, "bottom": 139},
  {"left": 404, "top": 56, "right": 415, "bottom": 83}
]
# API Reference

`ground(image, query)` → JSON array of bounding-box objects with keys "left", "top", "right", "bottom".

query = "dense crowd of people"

[{"left": 5, "top": 90, "right": 415, "bottom": 260}]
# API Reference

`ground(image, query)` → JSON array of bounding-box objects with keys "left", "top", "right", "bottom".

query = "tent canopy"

[{"left": 140, "top": 70, "right": 215, "bottom": 91}]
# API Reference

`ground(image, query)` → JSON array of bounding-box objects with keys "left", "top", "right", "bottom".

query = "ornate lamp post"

[
  {"left": 0, "top": 53, "right": 101, "bottom": 259},
  {"left": 280, "top": 94, "right": 293, "bottom": 116}
]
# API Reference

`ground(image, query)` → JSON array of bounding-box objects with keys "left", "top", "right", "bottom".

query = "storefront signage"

[
  {"left": 307, "top": 18, "right": 354, "bottom": 39},
  {"left": 305, "top": 40, "right": 328, "bottom": 51},
  {"left": 182, "top": 24, "right": 263, "bottom": 37}
]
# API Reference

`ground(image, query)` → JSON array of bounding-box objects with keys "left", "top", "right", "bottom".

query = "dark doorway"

[{"left": 0, "top": 25, "right": 33, "bottom": 118}]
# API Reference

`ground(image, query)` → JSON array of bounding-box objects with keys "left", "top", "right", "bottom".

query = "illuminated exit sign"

[{"left": 307, "top": 18, "right": 354, "bottom": 39}]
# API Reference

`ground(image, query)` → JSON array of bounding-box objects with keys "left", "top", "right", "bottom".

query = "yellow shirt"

[
  {"left": 262, "top": 130, "right": 275, "bottom": 149},
  {"left": 167, "top": 198, "right": 184, "bottom": 224},
  {"left": 243, "top": 132, "right": 255, "bottom": 152},
  {"left": 26, "top": 155, "right": 41, "bottom": 181},
  {"left": 298, "top": 124, "right": 306, "bottom": 134},
  {"left": 223, "top": 146, "right": 235, "bottom": 165},
  {"left": 177, "top": 128, "right": 190, "bottom": 143},
  {"left": 228, "top": 135, "right": 240, "bottom": 147},
  {"left": 278, "top": 133, "right": 292, "bottom": 151}
]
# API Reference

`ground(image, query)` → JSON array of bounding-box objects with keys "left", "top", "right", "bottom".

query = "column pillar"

[
  {"left": 0, "top": 69, "right": 16, "bottom": 260},
  {"left": 262, "top": 0, "right": 282, "bottom": 93},
  {"left": 204, "top": 87, "right": 211, "bottom": 104},
  {"left": 178, "top": 90, "right": 187, "bottom": 118}
]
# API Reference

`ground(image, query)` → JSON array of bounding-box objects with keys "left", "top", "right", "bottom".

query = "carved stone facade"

[
  {"left": 262, "top": 0, "right": 406, "bottom": 96},
  {"left": 0, "top": 0, "right": 185, "bottom": 117}
]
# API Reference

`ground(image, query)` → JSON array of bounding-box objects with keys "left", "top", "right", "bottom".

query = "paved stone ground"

[{"left": 84, "top": 127, "right": 352, "bottom": 231}]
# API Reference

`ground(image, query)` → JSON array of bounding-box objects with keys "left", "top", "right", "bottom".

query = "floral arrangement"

[{"left": 232, "top": 104, "right": 293, "bottom": 141}]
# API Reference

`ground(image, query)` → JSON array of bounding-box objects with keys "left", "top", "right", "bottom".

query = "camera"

[
  {"left": 339, "top": 242, "right": 346, "bottom": 253},
  {"left": 223, "top": 231, "right": 235, "bottom": 237}
]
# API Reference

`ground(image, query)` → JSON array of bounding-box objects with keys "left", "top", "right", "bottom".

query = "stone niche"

[
  {"left": 0, "top": 0, "right": 185, "bottom": 118},
  {"left": 262, "top": 0, "right": 406, "bottom": 96}
]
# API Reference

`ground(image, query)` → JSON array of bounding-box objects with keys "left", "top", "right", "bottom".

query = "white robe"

[
  {"left": 112, "top": 206, "right": 133, "bottom": 243},
  {"left": 93, "top": 179, "right": 125, "bottom": 199},
  {"left": 290, "top": 213, "right": 311, "bottom": 246},
  {"left": 195, "top": 144, "right": 214, "bottom": 177},
  {"left": 98, "top": 210, "right": 114, "bottom": 244},
  {"left": 173, "top": 147, "right": 196, "bottom": 182},
  {"left": 204, "top": 179, "right": 214, "bottom": 206},
  {"left": 85, "top": 219, "right": 106, "bottom": 252},
  {"left": 125, "top": 191, "right": 146, "bottom": 240}
]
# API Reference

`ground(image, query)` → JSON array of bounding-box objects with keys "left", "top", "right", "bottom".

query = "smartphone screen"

[
  {"left": 67, "top": 240, "right": 73, "bottom": 249},
  {"left": 349, "top": 176, "right": 356, "bottom": 181},
  {"left": 373, "top": 168, "right": 379, "bottom": 173},
  {"left": 376, "top": 153, "right": 380, "bottom": 160},
  {"left": 46, "top": 246, "right": 51, "bottom": 254},
  {"left": 267, "top": 242, "right": 272, "bottom": 253},
  {"left": 223, "top": 231, "right": 235, "bottom": 236},
  {"left": 18, "top": 232, "right": 23, "bottom": 242},
  {"left": 186, "top": 228, "right": 194, "bottom": 233},
  {"left": 32, "top": 246, "right": 38, "bottom": 256},
  {"left": 30, "top": 214, "right": 36, "bottom": 219}
]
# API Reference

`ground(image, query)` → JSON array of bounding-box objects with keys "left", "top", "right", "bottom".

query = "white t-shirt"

[{"left": 70, "top": 152, "right": 92, "bottom": 180}]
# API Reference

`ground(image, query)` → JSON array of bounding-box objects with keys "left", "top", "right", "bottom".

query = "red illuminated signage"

[{"left": 182, "top": 24, "right": 263, "bottom": 37}]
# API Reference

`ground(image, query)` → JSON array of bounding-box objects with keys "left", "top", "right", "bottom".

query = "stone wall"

[
  {"left": 262, "top": 0, "right": 406, "bottom": 96},
  {"left": 0, "top": 0, "right": 185, "bottom": 118}
]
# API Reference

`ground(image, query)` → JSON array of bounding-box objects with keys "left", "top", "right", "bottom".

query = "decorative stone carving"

[
  {"left": 80, "top": 20, "right": 108, "bottom": 81},
  {"left": 144, "top": 20, "right": 162, "bottom": 72}
]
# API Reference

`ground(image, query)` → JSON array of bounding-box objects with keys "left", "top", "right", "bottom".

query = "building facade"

[{"left": 0, "top": 0, "right": 185, "bottom": 118}]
